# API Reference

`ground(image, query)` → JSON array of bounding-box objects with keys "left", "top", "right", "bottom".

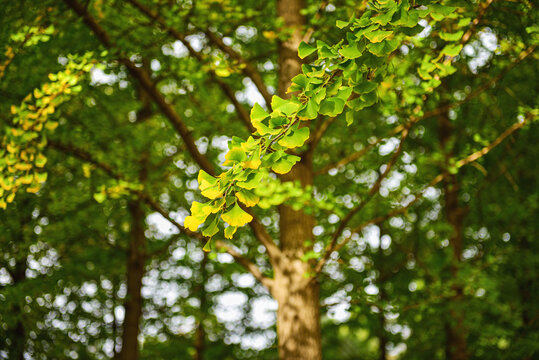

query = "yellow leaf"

[
  {"left": 236, "top": 190, "right": 259, "bottom": 207},
  {"left": 184, "top": 215, "right": 206, "bottom": 232},
  {"left": 221, "top": 203, "right": 253, "bottom": 227}
]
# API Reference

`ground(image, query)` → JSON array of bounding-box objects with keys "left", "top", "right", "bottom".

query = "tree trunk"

[
  {"left": 273, "top": 1, "right": 322, "bottom": 359},
  {"left": 118, "top": 199, "right": 146, "bottom": 360},
  {"left": 438, "top": 112, "right": 469, "bottom": 360}
]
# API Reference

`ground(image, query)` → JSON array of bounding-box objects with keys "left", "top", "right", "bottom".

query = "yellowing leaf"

[
  {"left": 221, "top": 203, "right": 253, "bottom": 227},
  {"left": 250, "top": 103, "right": 269, "bottom": 122},
  {"left": 298, "top": 41, "right": 316, "bottom": 59},
  {"left": 272, "top": 159, "right": 294, "bottom": 174},
  {"left": 224, "top": 226, "right": 237, "bottom": 239},
  {"left": 278, "top": 127, "right": 310, "bottom": 148},
  {"left": 184, "top": 215, "right": 206, "bottom": 231},
  {"left": 236, "top": 190, "right": 259, "bottom": 207},
  {"left": 242, "top": 147, "right": 261, "bottom": 169},
  {"left": 365, "top": 30, "right": 393, "bottom": 43},
  {"left": 271, "top": 95, "right": 301, "bottom": 115}
]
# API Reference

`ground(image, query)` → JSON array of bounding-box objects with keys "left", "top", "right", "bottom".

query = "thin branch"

[
  {"left": 63, "top": 0, "right": 278, "bottom": 257},
  {"left": 215, "top": 240, "right": 274, "bottom": 290},
  {"left": 125, "top": 0, "right": 255, "bottom": 132},
  {"left": 203, "top": 30, "right": 273, "bottom": 107},
  {"left": 318, "top": 127, "right": 409, "bottom": 274},
  {"left": 63, "top": 0, "right": 214, "bottom": 174},
  {"left": 315, "top": 45, "right": 536, "bottom": 175},
  {"left": 49, "top": 140, "right": 274, "bottom": 287},
  {"left": 314, "top": 115, "right": 531, "bottom": 275}
]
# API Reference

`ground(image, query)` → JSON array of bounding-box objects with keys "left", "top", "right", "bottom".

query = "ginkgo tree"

[{"left": 1, "top": 0, "right": 538, "bottom": 359}]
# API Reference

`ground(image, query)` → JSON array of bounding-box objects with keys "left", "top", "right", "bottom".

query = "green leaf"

[
  {"left": 339, "top": 43, "right": 363, "bottom": 59},
  {"left": 371, "top": 8, "right": 397, "bottom": 26},
  {"left": 336, "top": 20, "right": 349, "bottom": 29},
  {"left": 297, "top": 98, "right": 319, "bottom": 120},
  {"left": 278, "top": 127, "right": 310, "bottom": 148},
  {"left": 202, "top": 216, "right": 219, "bottom": 237},
  {"left": 224, "top": 225, "right": 237, "bottom": 239},
  {"left": 93, "top": 192, "right": 106, "bottom": 203},
  {"left": 272, "top": 159, "right": 294, "bottom": 174},
  {"left": 345, "top": 110, "right": 354, "bottom": 126},
  {"left": 319, "top": 98, "right": 345, "bottom": 117},
  {"left": 271, "top": 96, "right": 301, "bottom": 115},
  {"left": 221, "top": 203, "right": 253, "bottom": 227},
  {"left": 439, "top": 30, "right": 464, "bottom": 42},
  {"left": 367, "top": 38, "right": 400, "bottom": 57},
  {"left": 190, "top": 201, "right": 212, "bottom": 217},
  {"left": 364, "top": 30, "right": 393, "bottom": 43},
  {"left": 250, "top": 103, "right": 269, "bottom": 122},
  {"left": 441, "top": 44, "right": 463, "bottom": 57},
  {"left": 202, "top": 239, "right": 212, "bottom": 252},
  {"left": 236, "top": 190, "right": 260, "bottom": 207},
  {"left": 223, "top": 147, "right": 247, "bottom": 166},
  {"left": 237, "top": 172, "right": 264, "bottom": 190},
  {"left": 242, "top": 147, "right": 261, "bottom": 169},
  {"left": 298, "top": 41, "right": 316, "bottom": 59}
]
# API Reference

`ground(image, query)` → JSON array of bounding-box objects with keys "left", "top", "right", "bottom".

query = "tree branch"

[
  {"left": 63, "top": 0, "right": 214, "bottom": 174},
  {"left": 315, "top": 45, "right": 536, "bottom": 175},
  {"left": 318, "top": 127, "right": 409, "bottom": 274},
  {"left": 48, "top": 140, "right": 275, "bottom": 288},
  {"left": 314, "top": 115, "right": 531, "bottom": 275},
  {"left": 203, "top": 30, "right": 273, "bottom": 107},
  {"left": 125, "top": 0, "right": 255, "bottom": 132},
  {"left": 215, "top": 240, "right": 274, "bottom": 290},
  {"left": 64, "top": 0, "right": 279, "bottom": 257}
]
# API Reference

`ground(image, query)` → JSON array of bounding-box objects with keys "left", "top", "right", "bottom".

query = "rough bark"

[
  {"left": 118, "top": 199, "right": 146, "bottom": 360},
  {"left": 273, "top": 1, "right": 322, "bottom": 359},
  {"left": 439, "top": 111, "right": 469, "bottom": 360}
]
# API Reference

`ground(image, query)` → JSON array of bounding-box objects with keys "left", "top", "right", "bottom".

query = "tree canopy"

[{"left": 1, "top": 0, "right": 538, "bottom": 359}]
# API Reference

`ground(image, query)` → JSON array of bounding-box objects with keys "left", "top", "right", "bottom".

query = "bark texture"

[
  {"left": 118, "top": 200, "right": 146, "bottom": 360},
  {"left": 274, "top": 1, "right": 322, "bottom": 358},
  {"left": 439, "top": 112, "right": 469, "bottom": 360}
]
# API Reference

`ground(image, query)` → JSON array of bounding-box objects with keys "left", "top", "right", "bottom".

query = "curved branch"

[{"left": 314, "top": 115, "right": 531, "bottom": 275}]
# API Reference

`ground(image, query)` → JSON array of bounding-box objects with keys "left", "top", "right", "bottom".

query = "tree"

[{"left": 1, "top": 0, "right": 538, "bottom": 359}]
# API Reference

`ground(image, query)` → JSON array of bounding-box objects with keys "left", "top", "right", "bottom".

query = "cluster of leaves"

[
  {"left": 0, "top": 54, "right": 94, "bottom": 209},
  {"left": 187, "top": 0, "right": 468, "bottom": 248}
]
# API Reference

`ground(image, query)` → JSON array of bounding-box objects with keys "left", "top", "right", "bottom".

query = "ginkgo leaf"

[
  {"left": 271, "top": 96, "right": 301, "bottom": 115},
  {"left": 224, "top": 226, "right": 237, "bottom": 239},
  {"left": 250, "top": 103, "right": 269, "bottom": 122},
  {"left": 297, "top": 98, "right": 319, "bottom": 120},
  {"left": 202, "top": 216, "right": 219, "bottom": 237},
  {"left": 201, "top": 185, "right": 224, "bottom": 199},
  {"left": 278, "top": 127, "right": 310, "bottom": 148},
  {"left": 237, "top": 172, "right": 264, "bottom": 190},
  {"left": 223, "top": 147, "right": 247, "bottom": 166},
  {"left": 365, "top": 29, "right": 393, "bottom": 43},
  {"left": 298, "top": 41, "right": 316, "bottom": 59},
  {"left": 242, "top": 147, "right": 261, "bottom": 169},
  {"left": 198, "top": 170, "right": 217, "bottom": 190},
  {"left": 184, "top": 215, "right": 206, "bottom": 232},
  {"left": 339, "top": 44, "right": 363, "bottom": 59},
  {"left": 190, "top": 201, "right": 212, "bottom": 217},
  {"left": 441, "top": 44, "right": 463, "bottom": 57},
  {"left": 272, "top": 158, "right": 294, "bottom": 174},
  {"left": 202, "top": 239, "right": 212, "bottom": 252},
  {"left": 221, "top": 203, "right": 253, "bottom": 227},
  {"left": 235, "top": 190, "right": 260, "bottom": 207}
]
